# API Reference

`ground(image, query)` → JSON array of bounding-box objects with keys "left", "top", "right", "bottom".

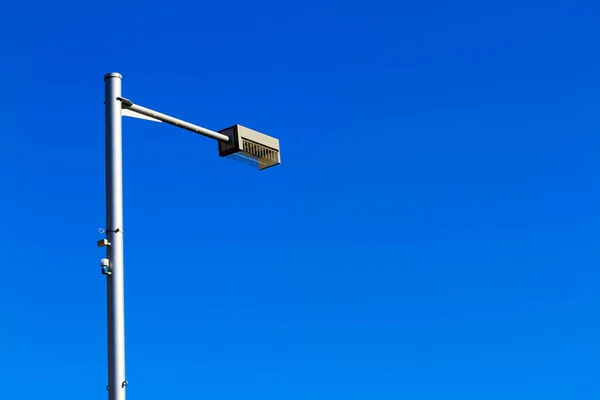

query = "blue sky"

[{"left": 0, "top": 0, "right": 599, "bottom": 398}]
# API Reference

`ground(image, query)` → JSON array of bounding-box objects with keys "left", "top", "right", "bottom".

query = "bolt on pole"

[{"left": 104, "top": 72, "right": 127, "bottom": 400}]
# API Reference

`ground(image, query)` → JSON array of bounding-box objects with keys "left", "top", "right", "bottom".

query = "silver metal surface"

[
  {"left": 121, "top": 107, "right": 161, "bottom": 122},
  {"left": 104, "top": 73, "right": 127, "bottom": 400},
  {"left": 117, "top": 97, "right": 230, "bottom": 142}
]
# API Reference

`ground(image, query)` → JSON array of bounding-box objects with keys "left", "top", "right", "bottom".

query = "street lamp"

[{"left": 99, "top": 72, "right": 281, "bottom": 400}]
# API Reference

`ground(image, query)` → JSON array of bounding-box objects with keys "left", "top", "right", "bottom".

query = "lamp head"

[{"left": 218, "top": 125, "right": 281, "bottom": 170}]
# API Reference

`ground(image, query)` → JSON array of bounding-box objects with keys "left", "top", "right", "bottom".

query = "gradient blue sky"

[{"left": 1, "top": 1, "right": 599, "bottom": 399}]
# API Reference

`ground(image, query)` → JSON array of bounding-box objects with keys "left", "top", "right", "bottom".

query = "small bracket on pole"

[
  {"left": 101, "top": 258, "right": 111, "bottom": 276},
  {"left": 97, "top": 239, "right": 111, "bottom": 248},
  {"left": 99, "top": 227, "right": 123, "bottom": 235},
  {"left": 117, "top": 97, "right": 133, "bottom": 107},
  {"left": 105, "top": 381, "right": 129, "bottom": 392}
]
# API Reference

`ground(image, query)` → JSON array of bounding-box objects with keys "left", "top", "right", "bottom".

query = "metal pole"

[{"left": 104, "top": 72, "right": 127, "bottom": 400}]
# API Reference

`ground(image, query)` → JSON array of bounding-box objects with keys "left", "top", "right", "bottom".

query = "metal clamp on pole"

[{"left": 101, "top": 258, "right": 111, "bottom": 276}]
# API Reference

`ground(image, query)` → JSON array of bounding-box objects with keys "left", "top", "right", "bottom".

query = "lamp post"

[{"left": 100, "top": 72, "right": 281, "bottom": 400}]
